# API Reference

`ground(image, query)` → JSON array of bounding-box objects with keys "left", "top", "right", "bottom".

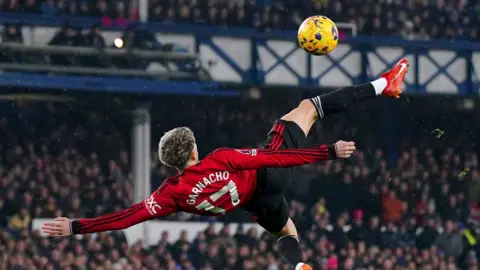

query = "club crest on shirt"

[{"left": 235, "top": 149, "right": 257, "bottom": 156}]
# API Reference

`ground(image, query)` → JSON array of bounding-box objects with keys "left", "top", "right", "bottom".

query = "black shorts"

[{"left": 244, "top": 120, "right": 306, "bottom": 233}]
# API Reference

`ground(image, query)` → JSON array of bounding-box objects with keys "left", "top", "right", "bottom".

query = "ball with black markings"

[{"left": 297, "top": 16, "right": 339, "bottom": 56}]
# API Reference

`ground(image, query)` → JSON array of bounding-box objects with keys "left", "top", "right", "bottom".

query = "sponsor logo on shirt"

[{"left": 145, "top": 194, "right": 162, "bottom": 215}]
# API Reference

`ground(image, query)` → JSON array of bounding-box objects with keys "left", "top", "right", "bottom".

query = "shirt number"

[{"left": 195, "top": 181, "right": 240, "bottom": 214}]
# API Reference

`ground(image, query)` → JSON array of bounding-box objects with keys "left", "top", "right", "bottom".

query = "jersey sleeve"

[
  {"left": 214, "top": 145, "right": 337, "bottom": 171},
  {"left": 71, "top": 184, "right": 176, "bottom": 235}
]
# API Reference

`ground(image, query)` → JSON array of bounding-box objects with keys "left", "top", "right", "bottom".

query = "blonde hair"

[{"left": 158, "top": 127, "right": 195, "bottom": 168}]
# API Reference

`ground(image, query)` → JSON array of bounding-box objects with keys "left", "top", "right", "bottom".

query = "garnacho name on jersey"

[{"left": 186, "top": 171, "right": 230, "bottom": 205}]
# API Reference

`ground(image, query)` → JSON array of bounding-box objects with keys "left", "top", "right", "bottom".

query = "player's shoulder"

[
  {"left": 192, "top": 148, "right": 237, "bottom": 170},
  {"left": 200, "top": 147, "right": 233, "bottom": 160},
  {"left": 155, "top": 175, "right": 181, "bottom": 193}
]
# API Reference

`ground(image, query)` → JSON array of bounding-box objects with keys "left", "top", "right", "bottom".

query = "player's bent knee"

[
  {"left": 280, "top": 100, "right": 317, "bottom": 136},
  {"left": 298, "top": 98, "right": 316, "bottom": 111},
  {"left": 282, "top": 100, "right": 316, "bottom": 120},
  {"left": 271, "top": 218, "right": 298, "bottom": 239}
]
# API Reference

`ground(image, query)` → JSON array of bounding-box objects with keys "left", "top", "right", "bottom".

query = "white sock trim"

[
  {"left": 371, "top": 78, "right": 388, "bottom": 95},
  {"left": 277, "top": 235, "right": 299, "bottom": 242},
  {"left": 310, "top": 96, "right": 324, "bottom": 119}
]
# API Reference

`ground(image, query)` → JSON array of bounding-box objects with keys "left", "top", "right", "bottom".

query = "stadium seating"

[{"left": 2, "top": 0, "right": 480, "bottom": 40}]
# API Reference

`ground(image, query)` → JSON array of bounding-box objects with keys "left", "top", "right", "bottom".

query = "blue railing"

[{"left": 1, "top": 13, "right": 479, "bottom": 95}]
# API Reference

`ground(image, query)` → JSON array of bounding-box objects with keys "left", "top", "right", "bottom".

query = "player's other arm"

[
  {"left": 219, "top": 140, "right": 355, "bottom": 171},
  {"left": 42, "top": 191, "right": 176, "bottom": 236}
]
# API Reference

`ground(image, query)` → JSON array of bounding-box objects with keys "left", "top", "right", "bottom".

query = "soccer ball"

[{"left": 297, "top": 16, "right": 339, "bottom": 56}]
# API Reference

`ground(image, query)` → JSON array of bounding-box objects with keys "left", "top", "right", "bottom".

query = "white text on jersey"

[{"left": 186, "top": 171, "right": 230, "bottom": 205}]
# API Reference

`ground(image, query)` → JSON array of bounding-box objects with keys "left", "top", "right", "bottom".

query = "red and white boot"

[{"left": 380, "top": 58, "right": 409, "bottom": 98}]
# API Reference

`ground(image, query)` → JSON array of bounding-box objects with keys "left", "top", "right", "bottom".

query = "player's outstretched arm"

[
  {"left": 41, "top": 202, "right": 153, "bottom": 236},
  {"left": 218, "top": 140, "right": 355, "bottom": 171},
  {"left": 42, "top": 192, "right": 176, "bottom": 236}
]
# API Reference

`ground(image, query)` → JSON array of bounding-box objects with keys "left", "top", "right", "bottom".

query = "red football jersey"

[{"left": 72, "top": 146, "right": 334, "bottom": 234}]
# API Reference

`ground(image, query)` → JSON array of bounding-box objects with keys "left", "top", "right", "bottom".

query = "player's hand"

[
  {"left": 334, "top": 140, "right": 356, "bottom": 158},
  {"left": 42, "top": 217, "right": 72, "bottom": 237}
]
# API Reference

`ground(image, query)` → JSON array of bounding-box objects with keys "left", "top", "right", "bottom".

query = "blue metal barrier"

[
  {"left": 0, "top": 73, "right": 239, "bottom": 96},
  {"left": 1, "top": 12, "right": 479, "bottom": 95}
]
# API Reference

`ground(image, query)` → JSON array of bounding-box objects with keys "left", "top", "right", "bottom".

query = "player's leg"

[
  {"left": 282, "top": 58, "right": 409, "bottom": 136},
  {"left": 251, "top": 59, "right": 409, "bottom": 269},
  {"left": 248, "top": 59, "right": 411, "bottom": 268},
  {"left": 254, "top": 117, "right": 311, "bottom": 269},
  {"left": 250, "top": 197, "right": 312, "bottom": 269},
  {"left": 272, "top": 219, "right": 311, "bottom": 270}
]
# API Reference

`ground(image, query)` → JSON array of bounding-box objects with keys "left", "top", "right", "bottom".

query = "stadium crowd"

[
  {"left": 0, "top": 0, "right": 137, "bottom": 25},
  {"left": 2, "top": 0, "right": 480, "bottom": 40},
  {"left": 0, "top": 97, "right": 479, "bottom": 269}
]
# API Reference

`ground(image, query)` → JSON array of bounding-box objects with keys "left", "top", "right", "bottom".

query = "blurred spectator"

[
  {"left": 79, "top": 24, "right": 106, "bottom": 67},
  {"left": 365, "top": 216, "right": 382, "bottom": 247},
  {"left": 1, "top": 0, "right": 21, "bottom": 12},
  {"left": 434, "top": 220, "right": 464, "bottom": 259},
  {"left": 2, "top": 24, "right": 22, "bottom": 43},
  {"left": 469, "top": 170, "right": 480, "bottom": 203},
  {"left": 48, "top": 25, "right": 82, "bottom": 65},
  {"left": 40, "top": 0, "right": 58, "bottom": 17},
  {"left": 1, "top": 24, "right": 23, "bottom": 62},
  {"left": 470, "top": 203, "right": 480, "bottom": 226},
  {"left": 48, "top": 25, "right": 81, "bottom": 46},
  {"left": 416, "top": 218, "right": 439, "bottom": 250},
  {"left": 78, "top": 1, "right": 90, "bottom": 17},
  {"left": 23, "top": 0, "right": 39, "bottom": 13},
  {"left": 82, "top": 24, "right": 105, "bottom": 48},
  {"left": 329, "top": 214, "right": 348, "bottom": 251},
  {"left": 348, "top": 209, "right": 367, "bottom": 243},
  {"left": 56, "top": 0, "right": 68, "bottom": 16},
  {"left": 7, "top": 208, "right": 30, "bottom": 235},
  {"left": 383, "top": 190, "right": 406, "bottom": 223}
]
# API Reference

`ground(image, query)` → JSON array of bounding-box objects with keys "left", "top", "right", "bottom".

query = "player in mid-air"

[{"left": 43, "top": 59, "right": 409, "bottom": 270}]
